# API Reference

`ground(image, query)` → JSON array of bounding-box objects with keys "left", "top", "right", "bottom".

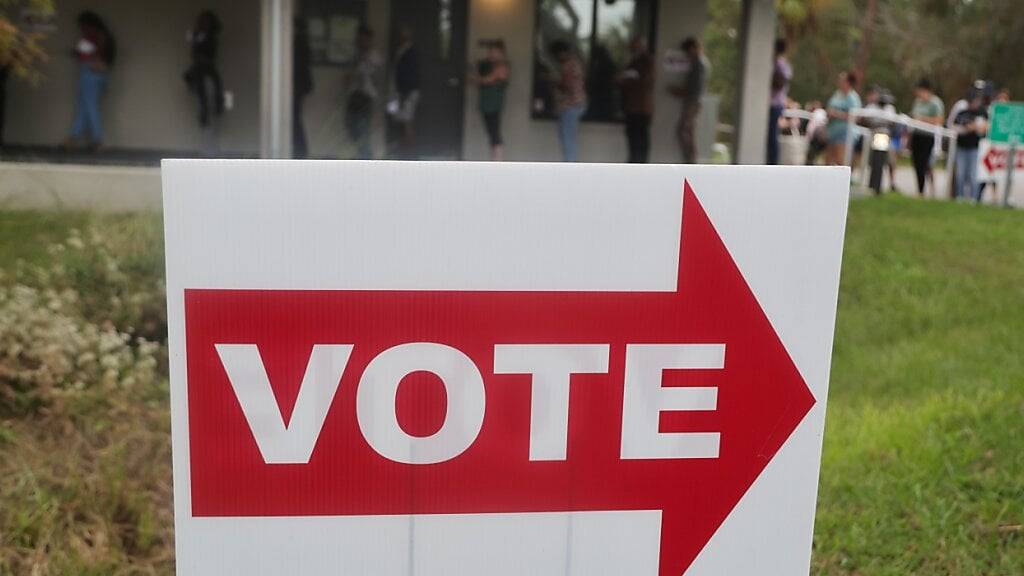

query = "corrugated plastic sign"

[{"left": 162, "top": 161, "right": 849, "bottom": 575}]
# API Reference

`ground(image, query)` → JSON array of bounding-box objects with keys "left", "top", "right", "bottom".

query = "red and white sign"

[
  {"left": 978, "top": 139, "right": 1024, "bottom": 181},
  {"left": 163, "top": 161, "right": 849, "bottom": 575}
]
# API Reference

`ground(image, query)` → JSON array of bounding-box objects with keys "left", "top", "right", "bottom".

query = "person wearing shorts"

[{"left": 825, "top": 70, "right": 861, "bottom": 165}]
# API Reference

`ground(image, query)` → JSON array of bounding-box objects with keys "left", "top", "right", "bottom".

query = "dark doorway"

[{"left": 389, "top": 0, "right": 467, "bottom": 159}]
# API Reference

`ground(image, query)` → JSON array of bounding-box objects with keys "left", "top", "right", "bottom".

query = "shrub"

[
  {"left": 0, "top": 283, "right": 159, "bottom": 419},
  {"left": 0, "top": 215, "right": 173, "bottom": 574}
]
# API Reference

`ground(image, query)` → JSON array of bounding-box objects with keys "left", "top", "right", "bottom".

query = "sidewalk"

[{"left": 869, "top": 165, "right": 1024, "bottom": 209}]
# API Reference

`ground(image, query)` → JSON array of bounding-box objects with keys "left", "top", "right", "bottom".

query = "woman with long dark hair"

[{"left": 65, "top": 11, "right": 115, "bottom": 150}]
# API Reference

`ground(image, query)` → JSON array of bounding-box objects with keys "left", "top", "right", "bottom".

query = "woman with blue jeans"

[
  {"left": 66, "top": 12, "right": 114, "bottom": 150},
  {"left": 71, "top": 68, "right": 107, "bottom": 144},
  {"left": 549, "top": 41, "right": 586, "bottom": 162}
]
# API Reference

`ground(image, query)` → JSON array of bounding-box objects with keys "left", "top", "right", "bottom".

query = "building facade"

[{"left": 4, "top": 0, "right": 775, "bottom": 164}]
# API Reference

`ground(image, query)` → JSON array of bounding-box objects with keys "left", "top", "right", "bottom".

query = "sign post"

[
  {"left": 989, "top": 102, "right": 1024, "bottom": 206},
  {"left": 1007, "top": 138, "right": 1018, "bottom": 207},
  {"left": 162, "top": 161, "right": 849, "bottom": 576}
]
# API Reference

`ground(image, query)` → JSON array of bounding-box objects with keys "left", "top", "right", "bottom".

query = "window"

[
  {"left": 300, "top": 0, "right": 368, "bottom": 66},
  {"left": 532, "top": 0, "right": 657, "bottom": 122}
]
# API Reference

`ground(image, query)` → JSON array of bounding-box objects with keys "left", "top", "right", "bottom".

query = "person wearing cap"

[
  {"left": 947, "top": 79, "right": 989, "bottom": 129},
  {"left": 952, "top": 87, "right": 989, "bottom": 201}
]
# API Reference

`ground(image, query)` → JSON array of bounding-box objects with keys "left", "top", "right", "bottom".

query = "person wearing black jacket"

[{"left": 185, "top": 11, "right": 224, "bottom": 155}]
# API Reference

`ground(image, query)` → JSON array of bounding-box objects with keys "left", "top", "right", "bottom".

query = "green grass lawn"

[
  {"left": 1, "top": 196, "right": 1022, "bottom": 574},
  {"left": 814, "top": 195, "right": 1023, "bottom": 574}
]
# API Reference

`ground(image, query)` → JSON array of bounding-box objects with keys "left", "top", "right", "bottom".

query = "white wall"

[
  {"left": 734, "top": 0, "right": 774, "bottom": 164},
  {"left": 5, "top": 0, "right": 261, "bottom": 155},
  {"left": 462, "top": 0, "right": 710, "bottom": 163}
]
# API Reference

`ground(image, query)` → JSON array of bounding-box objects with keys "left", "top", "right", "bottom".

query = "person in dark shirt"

[
  {"left": 617, "top": 37, "right": 654, "bottom": 163},
  {"left": 952, "top": 89, "right": 989, "bottom": 201},
  {"left": 185, "top": 11, "right": 224, "bottom": 155},
  {"left": 389, "top": 27, "right": 420, "bottom": 159},
  {"left": 671, "top": 37, "right": 705, "bottom": 164}
]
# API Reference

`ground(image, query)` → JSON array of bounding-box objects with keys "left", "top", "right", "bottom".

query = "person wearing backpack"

[
  {"left": 767, "top": 39, "right": 792, "bottom": 165},
  {"left": 65, "top": 11, "right": 115, "bottom": 151}
]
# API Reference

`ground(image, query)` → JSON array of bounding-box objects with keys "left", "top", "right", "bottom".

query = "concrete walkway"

[
  {"left": 856, "top": 165, "right": 1023, "bottom": 209},
  {"left": 2, "top": 160, "right": 1020, "bottom": 213},
  {"left": 0, "top": 162, "right": 161, "bottom": 212}
]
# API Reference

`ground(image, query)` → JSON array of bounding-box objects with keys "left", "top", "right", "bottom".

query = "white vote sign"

[{"left": 162, "top": 161, "right": 850, "bottom": 576}]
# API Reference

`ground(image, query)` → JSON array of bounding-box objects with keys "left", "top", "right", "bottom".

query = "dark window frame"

[{"left": 300, "top": 0, "right": 368, "bottom": 67}]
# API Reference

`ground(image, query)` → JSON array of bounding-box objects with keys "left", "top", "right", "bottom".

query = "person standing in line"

[
  {"left": 824, "top": 70, "right": 861, "bottom": 166},
  {"left": 946, "top": 80, "right": 988, "bottom": 131},
  {"left": 292, "top": 18, "right": 314, "bottom": 158},
  {"left": 388, "top": 26, "right": 420, "bottom": 160},
  {"left": 862, "top": 85, "right": 899, "bottom": 191},
  {"left": 473, "top": 39, "right": 510, "bottom": 161},
  {"left": 767, "top": 38, "right": 792, "bottom": 165},
  {"left": 881, "top": 90, "right": 903, "bottom": 192},
  {"left": 346, "top": 26, "right": 382, "bottom": 160},
  {"left": 952, "top": 88, "right": 988, "bottom": 202},
  {"left": 185, "top": 11, "right": 224, "bottom": 156},
  {"left": 803, "top": 100, "right": 828, "bottom": 165},
  {"left": 978, "top": 86, "right": 1009, "bottom": 202},
  {"left": 64, "top": 11, "right": 115, "bottom": 151},
  {"left": 549, "top": 40, "right": 586, "bottom": 162},
  {"left": 617, "top": 36, "right": 654, "bottom": 163},
  {"left": 908, "top": 79, "right": 945, "bottom": 196},
  {"left": 671, "top": 37, "right": 705, "bottom": 164}
]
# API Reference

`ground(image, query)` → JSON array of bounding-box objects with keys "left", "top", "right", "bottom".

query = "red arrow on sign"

[{"left": 184, "top": 182, "right": 815, "bottom": 575}]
